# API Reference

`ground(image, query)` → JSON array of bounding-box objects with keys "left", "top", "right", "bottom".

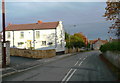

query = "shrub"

[
  {"left": 66, "top": 41, "right": 73, "bottom": 48},
  {"left": 100, "top": 41, "right": 120, "bottom": 52}
]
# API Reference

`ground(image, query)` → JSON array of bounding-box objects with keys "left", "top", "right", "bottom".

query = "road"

[{"left": 3, "top": 51, "right": 117, "bottom": 81}]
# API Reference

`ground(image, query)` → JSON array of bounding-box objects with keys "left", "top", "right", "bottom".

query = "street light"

[{"left": 2, "top": 0, "right": 6, "bottom": 68}]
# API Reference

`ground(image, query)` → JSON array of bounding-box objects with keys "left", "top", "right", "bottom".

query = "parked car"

[{"left": 80, "top": 47, "right": 86, "bottom": 51}]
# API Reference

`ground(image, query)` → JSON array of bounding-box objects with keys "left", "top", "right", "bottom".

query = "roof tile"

[{"left": 5, "top": 21, "right": 59, "bottom": 31}]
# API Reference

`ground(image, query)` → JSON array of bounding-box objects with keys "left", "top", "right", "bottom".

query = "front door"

[{"left": 27, "top": 40, "right": 32, "bottom": 49}]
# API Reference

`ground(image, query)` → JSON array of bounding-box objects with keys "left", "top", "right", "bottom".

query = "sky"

[{"left": 0, "top": 2, "right": 112, "bottom": 40}]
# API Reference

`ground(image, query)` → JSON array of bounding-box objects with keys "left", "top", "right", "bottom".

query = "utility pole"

[{"left": 2, "top": 0, "right": 6, "bottom": 68}]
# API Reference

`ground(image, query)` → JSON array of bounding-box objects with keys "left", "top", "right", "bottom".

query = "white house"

[{"left": 5, "top": 21, "right": 66, "bottom": 53}]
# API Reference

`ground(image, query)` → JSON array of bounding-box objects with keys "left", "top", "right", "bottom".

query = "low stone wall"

[
  {"left": 0, "top": 41, "right": 10, "bottom": 67},
  {"left": 10, "top": 48, "right": 56, "bottom": 58},
  {"left": 65, "top": 48, "right": 81, "bottom": 54},
  {"left": 103, "top": 51, "right": 120, "bottom": 69}
]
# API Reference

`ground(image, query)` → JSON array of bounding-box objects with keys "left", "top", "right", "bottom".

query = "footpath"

[{"left": 0, "top": 53, "right": 77, "bottom": 78}]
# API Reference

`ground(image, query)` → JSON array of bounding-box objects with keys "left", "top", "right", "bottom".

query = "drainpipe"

[
  {"left": 55, "top": 28, "right": 57, "bottom": 48},
  {"left": 33, "top": 30, "right": 35, "bottom": 49},
  {"left": 13, "top": 31, "right": 14, "bottom": 48}
]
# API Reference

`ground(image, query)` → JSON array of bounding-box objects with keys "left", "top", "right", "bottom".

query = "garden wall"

[
  {"left": 0, "top": 41, "right": 10, "bottom": 67},
  {"left": 65, "top": 48, "right": 81, "bottom": 54},
  {"left": 103, "top": 51, "right": 120, "bottom": 69},
  {"left": 10, "top": 48, "right": 56, "bottom": 58}
]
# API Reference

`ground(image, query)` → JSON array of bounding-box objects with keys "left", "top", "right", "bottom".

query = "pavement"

[{"left": 0, "top": 53, "right": 77, "bottom": 78}]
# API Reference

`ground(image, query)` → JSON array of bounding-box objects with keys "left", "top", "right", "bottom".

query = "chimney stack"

[
  {"left": 98, "top": 38, "right": 101, "bottom": 40},
  {"left": 38, "top": 20, "right": 43, "bottom": 24}
]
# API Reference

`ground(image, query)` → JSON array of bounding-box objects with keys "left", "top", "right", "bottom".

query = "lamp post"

[{"left": 2, "top": 0, "right": 6, "bottom": 68}]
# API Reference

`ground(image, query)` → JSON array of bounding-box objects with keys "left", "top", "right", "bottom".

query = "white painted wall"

[
  {"left": 93, "top": 40, "right": 103, "bottom": 50},
  {"left": 5, "top": 21, "right": 66, "bottom": 52},
  {"left": 35, "top": 29, "right": 56, "bottom": 50},
  {"left": 56, "top": 21, "right": 66, "bottom": 52}
]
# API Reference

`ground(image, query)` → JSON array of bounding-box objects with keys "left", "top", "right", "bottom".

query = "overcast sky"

[{"left": 0, "top": 2, "right": 112, "bottom": 40}]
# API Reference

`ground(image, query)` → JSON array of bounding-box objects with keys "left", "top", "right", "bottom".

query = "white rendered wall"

[
  {"left": 5, "top": 21, "right": 66, "bottom": 52},
  {"left": 56, "top": 21, "right": 66, "bottom": 52}
]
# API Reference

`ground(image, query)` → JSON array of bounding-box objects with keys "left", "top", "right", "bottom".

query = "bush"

[
  {"left": 66, "top": 41, "right": 73, "bottom": 48},
  {"left": 100, "top": 41, "right": 120, "bottom": 52}
]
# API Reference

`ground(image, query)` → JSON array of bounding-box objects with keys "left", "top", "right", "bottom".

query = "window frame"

[
  {"left": 36, "top": 31, "right": 40, "bottom": 39},
  {"left": 20, "top": 32, "right": 24, "bottom": 38},
  {"left": 42, "top": 41, "right": 46, "bottom": 46},
  {"left": 7, "top": 32, "right": 10, "bottom": 39}
]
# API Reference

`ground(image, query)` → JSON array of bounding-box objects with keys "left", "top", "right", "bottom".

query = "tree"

[
  {"left": 65, "top": 32, "right": 85, "bottom": 48},
  {"left": 74, "top": 33, "right": 88, "bottom": 46},
  {"left": 65, "top": 32, "right": 70, "bottom": 40},
  {"left": 70, "top": 35, "right": 85, "bottom": 48},
  {"left": 104, "top": 0, "right": 120, "bottom": 39}
]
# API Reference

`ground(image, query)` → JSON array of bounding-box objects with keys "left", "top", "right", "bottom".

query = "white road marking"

[
  {"left": 62, "top": 57, "right": 85, "bottom": 82},
  {"left": 65, "top": 69, "right": 77, "bottom": 82},
  {"left": 74, "top": 61, "right": 79, "bottom": 66},
  {"left": 79, "top": 61, "right": 83, "bottom": 66},
  {"left": 62, "top": 69, "right": 73, "bottom": 82},
  {"left": 83, "top": 58, "right": 86, "bottom": 60}
]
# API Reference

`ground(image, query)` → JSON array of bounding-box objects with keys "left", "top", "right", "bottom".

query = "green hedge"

[{"left": 100, "top": 41, "right": 120, "bottom": 52}]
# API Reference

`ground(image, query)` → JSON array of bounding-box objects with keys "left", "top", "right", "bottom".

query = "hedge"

[{"left": 100, "top": 41, "right": 120, "bottom": 52}]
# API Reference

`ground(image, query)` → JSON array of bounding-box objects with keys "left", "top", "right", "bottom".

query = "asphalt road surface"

[{"left": 3, "top": 51, "right": 117, "bottom": 81}]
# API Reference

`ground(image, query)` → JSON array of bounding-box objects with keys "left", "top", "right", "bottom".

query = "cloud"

[
  {"left": 4, "top": 0, "right": 109, "bottom": 2},
  {"left": 0, "top": 2, "right": 112, "bottom": 40}
]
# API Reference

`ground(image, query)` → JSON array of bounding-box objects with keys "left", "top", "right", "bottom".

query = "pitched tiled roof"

[
  {"left": 89, "top": 39, "right": 108, "bottom": 44},
  {"left": 5, "top": 21, "right": 59, "bottom": 31}
]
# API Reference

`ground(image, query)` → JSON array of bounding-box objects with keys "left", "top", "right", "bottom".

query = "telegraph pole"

[{"left": 2, "top": 0, "right": 6, "bottom": 68}]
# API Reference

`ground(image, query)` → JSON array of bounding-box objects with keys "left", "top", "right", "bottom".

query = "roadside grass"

[{"left": 99, "top": 54, "right": 120, "bottom": 80}]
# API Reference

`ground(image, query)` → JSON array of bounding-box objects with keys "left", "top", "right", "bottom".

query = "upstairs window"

[
  {"left": 20, "top": 32, "right": 24, "bottom": 38},
  {"left": 36, "top": 31, "right": 40, "bottom": 38},
  {"left": 42, "top": 41, "right": 46, "bottom": 46},
  {"left": 7, "top": 32, "right": 10, "bottom": 39}
]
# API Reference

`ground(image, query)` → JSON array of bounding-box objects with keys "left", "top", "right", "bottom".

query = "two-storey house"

[{"left": 5, "top": 21, "right": 66, "bottom": 53}]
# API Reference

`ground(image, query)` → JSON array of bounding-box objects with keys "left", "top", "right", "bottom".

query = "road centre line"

[
  {"left": 65, "top": 69, "right": 77, "bottom": 82},
  {"left": 74, "top": 61, "right": 79, "bottom": 66},
  {"left": 62, "top": 69, "right": 73, "bottom": 82},
  {"left": 83, "top": 58, "right": 86, "bottom": 60},
  {"left": 79, "top": 61, "right": 83, "bottom": 66},
  {"left": 62, "top": 57, "right": 85, "bottom": 82}
]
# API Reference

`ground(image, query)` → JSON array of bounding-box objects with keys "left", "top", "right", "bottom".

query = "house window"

[
  {"left": 18, "top": 42, "right": 24, "bottom": 47},
  {"left": 7, "top": 32, "right": 10, "bottom": 39},
  {"left": 48, "top": 42, "right": 53, "bottom": 45},
  {"left": 36, "top": 31, "right": 40, "bottom": 38},
  {"left": 42, "top": 41, "right": 46, "bottom": 46},
  {"left": 20, "top": 32, "right": 24, "bottom": 38}
]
